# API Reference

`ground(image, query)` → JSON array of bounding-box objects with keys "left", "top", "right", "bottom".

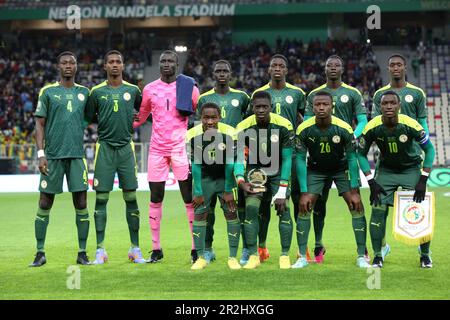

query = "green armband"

[
  {"left": 418, "top": 117, "right": 429, "bottom": 135},
  {"left": 421, "top": 140, "right": 435, "bottom": 169},
  {"left": 354, "top": 114, "right": 368, "bottom": 138}
]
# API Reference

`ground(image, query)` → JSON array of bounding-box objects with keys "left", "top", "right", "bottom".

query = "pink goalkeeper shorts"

[{"left": 147, "top": 151, "right": 190, "bottom": 182}]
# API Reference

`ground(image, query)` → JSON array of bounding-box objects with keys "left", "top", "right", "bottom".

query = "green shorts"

[
  {"left": 307, "top": 168, "right": 351, "bottom": 196},
  {"left": 375, "top": 165, "right": 421, "bottom": 206},
  {"left": 195, "top": 176, "right": 231, "bottom": 216},
  {"left": 39, "top": 158, "right": 88, "bottom": 194},
  {"left": 93, "top": 141, "right": 138, "bottom": 192}
]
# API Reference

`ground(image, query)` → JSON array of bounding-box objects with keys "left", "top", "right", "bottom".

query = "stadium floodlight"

[{"left": 175, "top": 45, "right": 188, "bottom": 52}]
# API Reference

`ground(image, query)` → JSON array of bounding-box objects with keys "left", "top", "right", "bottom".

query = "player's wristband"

[
  {"left": 365, "top": 173, "right": 374, "bottom": 181},
  {"left": 37, "top": 150, "right": 45, "bottom": 158},
  {"left": 279, "top": 181, "right": 289, "bottom": 188},
  {"left": 421, "top": 170, "right": 430, "bottom": 177},
  {"left": 236, "top": 175, "right": 245, "bottom": 186}
]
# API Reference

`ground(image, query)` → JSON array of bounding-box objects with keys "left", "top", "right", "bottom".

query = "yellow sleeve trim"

[
  {"left": 373, "top": 84, "right": 391, "bottom": 98},
  {"left": 286, "top": 83, "right": 306, "bottom": 95},
  {"left": 331, "top": 116, "right": 354, "bottom": 134},
  {"left": 270, "top": 113, "right": 293, "bottom": 130},
  {"left": 123, "top": 81, "right": 141, "bottom": 93},
  {"left": 405, "top": 82, "right": 427, "bottom": 99},
  {"left": 341, "top": 83, "right": 363, "bottom": 97},
  {"left": 296, "top": 116, "right": 316, "bottom": 135},
  {"left": 306, "top": 84, "right": 327, "bottom": 98},
  {"left": 90, "top": 81, "right": 108, "bottom": 95},
  {"left": 251, "top": 83, "right": 270, "bottom": 98},
  {"left": 186, "top": 124, "right": 204, "bottom": 143},
  {"left": 398, "top": 114, "right": 424, "bottom": 131},
  {"left": 236, "top": 115, "right": 257, "bottom": 133},
  {"left": 218, "top": 122, "right": 237, "bottom": 140},
  {"left": 38, "top": 83, "right": 59, "bottom": 97},
  {"left": 362, "top": 115, "right": 383, "bottom": 134},
  {"left": 229, "top": 88, "right": 250, "bottom": 99},
  {"left": 198, "top": 88, "right": 215, "bottom": 101}
]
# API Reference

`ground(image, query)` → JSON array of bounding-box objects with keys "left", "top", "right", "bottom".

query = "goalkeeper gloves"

[
  {"left": 413, "top": 174, "right": 428, "bottom": 203},
  {"left": 368, "top": 178, "right": 387, "bottom": 207}
]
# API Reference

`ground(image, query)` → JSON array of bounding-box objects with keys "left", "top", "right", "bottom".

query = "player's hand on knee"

[
  {"left": 38, "top": 156, "right": 49, "bottom": 176},
  {"left": 223, "top": 192, "right": 237, "bottom": 212},
  {"left": 368, "top": 179, "right": 386, "bottom": 207},
  {"left": 299, "top": 193, "right": 312, "bottom": 214},
  {"left": 192, "top": 195, "right": 205, "bottom": 209},
  {"left": 348, "top": 191, "right": 363, "bottom": 212},
  {"left": 413, "top": 174, "right": 428, "bottom": 203},
  {"left": 238, "top": 181, "right": 258, "bottom": 194},
  {"left": 274, "top": 199, "right": 286, "bottom": 213}
]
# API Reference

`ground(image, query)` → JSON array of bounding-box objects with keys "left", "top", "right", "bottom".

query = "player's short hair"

[
  {"left": 160, "top": 50, "right": 178, "bottom": 63},
  {"left": 270, "top": 54, "right": 288, "bottom": 67},
  {"left": 104, "top": 50, "right": 124, "bottom": 63},
  {"left": 213, "top": 59, "right": 231, "bottom": 71},
  {"left": 380, "top": 90, "right": 401, "bottom": 103},
  {"left": 313, "top": 91, "right": 333, "bottom": 104},
  {"left": 201, "top": 102, "right": 221, "bottom": 116},
  {"left": 56, "top": 51, "right": 76, "bottom": 63},
  {"left": 326, "top": 55, "right": 344, "bottom": 67},
  {"left": 388, "top": 54, "right": 406, "bottom": 64},
  {"left": 252, "top": 90, "right": 272, "bottom": 104}
]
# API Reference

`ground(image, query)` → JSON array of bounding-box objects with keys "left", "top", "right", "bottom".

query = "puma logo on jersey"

[
  {"left": 53, "top": 95, "right": 61, "bottom": 100},
  {"left": 377, "top": 137, "right": 384, "bottom": 142},
  {"left": 101, "top": 96, "right": 108, "bottom": 100},
  {"left": 309, "top": 137, "right": 316, "bottom": 142}
]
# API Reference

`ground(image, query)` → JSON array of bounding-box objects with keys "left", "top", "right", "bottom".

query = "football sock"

[
  {"left": 35, "top": 208, "right": 50, "bottom": 252},
  {"left": 192, "top": 220, "right": 207, "bottom": 257},
  {"left": 420, "top": 242, "right": 431, "bottom": 257},
  {"left": 149, "top": 202, "right": 162, "bottom": 250},
  {"left": 185, "top": 203, "right": 195, "bottom": 250},
  {"left": 296, "top": 212, "right": 311, "bottom": 257},
  {"left": 370, "top": 206, "right": 386, "bottom": 257},
  {"left": 244, "top": 197, "right": 260, "bottom": 255},
  {"left": 258, "top": 200, "right": 271, "bottom": 248},
  {"left": 238, "top": 206, "right": 247, "bottom": 249},
  {"left": 123, "top": 191, "right": 140, "bottom": 248},
  {"left": 226, "top": 218, "right": 240, "bottom": 258},
  {"left": 313, "top": 197, "right": 326, "bottom": 248},
  {"left": 75, "top": 208, "right": 89, "bottom": 252},
  {"left": 94, "top": 192, "right": 109, "bottom": 249},
  {"left": 351, "top": 212, "right": 367, "bottom": 257},
  {"left": 278, "top": 208, "right": 293, "bottom": 256},
  {"left": 205, "top": 209, "right": 215, "bottom": 249}
]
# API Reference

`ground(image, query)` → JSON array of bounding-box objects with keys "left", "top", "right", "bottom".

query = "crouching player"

[
  {"left": 234, "top": 90, "right": 294, "bottom": 269},
  {"left": 186, "top": 103, "right": 241, "bottom": 270},
  {"left": 357, "top": 91, "right": 435, "bottom": 268},
  {"left": 294, "top": 91, "right": 370, "bottom": 268}
]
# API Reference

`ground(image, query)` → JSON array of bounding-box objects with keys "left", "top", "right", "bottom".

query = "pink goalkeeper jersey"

[{"left": 134, "top": 78, "right": 199, "bottom": 155}]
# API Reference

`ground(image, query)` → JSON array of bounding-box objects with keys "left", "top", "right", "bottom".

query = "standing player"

[
  {"left": 187, "top": 103, "right": 241, "bottom": 270},
  {"left": 371, "top": 54, "right": 429, "bottom": 259},
  {"left": 304, "top": 55, "right": 368, "bottom": 263},
  {"left": 134, "top": 50, "right": 200, "bottom": 263},
  {"left": 358, "top": 91, "right": 435, "bottom": 268},
  {"left": 250, "top": 54, "right": 306, "bottom": 263},
  {"left": 196, "top": 60, "right": 250, "bottom": 264},
  {"left": 85, "top": 50, "right": 145, "bottom": 264},
  {"left": 294, "top": 91, "right": 370, "bottom": 269},
  {"left": 235, "top": 91, "right": 294, "bottom": 269},
  {"left": 30, "top": 51, "right": 91, "bottom": 267}
]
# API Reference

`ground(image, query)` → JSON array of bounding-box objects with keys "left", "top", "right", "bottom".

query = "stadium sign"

[{"left": 48, "top": 4, "right": 235, "bottom": 20}]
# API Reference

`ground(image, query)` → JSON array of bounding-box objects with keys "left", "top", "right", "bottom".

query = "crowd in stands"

[{"left": 184, "top": 32, "right": 383, "bottom": 112}]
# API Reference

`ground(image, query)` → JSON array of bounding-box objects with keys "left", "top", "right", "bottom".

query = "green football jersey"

[
  {"left": 305, "top": 82, "right": 367, "bottom": 124},
  {"left": 34, "top": 82, "right": 89, "bottom": 159},
  {"left": 371, "top": 82, "right": 427, "bottom": 120},
  {"left": 296, "top": 116, "right": 354, "bottom": 171},
  {"left": 186, "top": 122, "right": 236, "bottom": 179},
  {"left": 358, "top": 114, "right": 429, "bottom": 170},
  {"left": 85, "top": 80, "right": 142, "bottom": 147},
  {"left": 251, "top": 83, "right": 306, "bottom": 128},
  {"left": 235, "top": 113, "right": 294, "bottom": 177},
  {"left": 197, "top": 88, "right": 250, "bottom": 127}
]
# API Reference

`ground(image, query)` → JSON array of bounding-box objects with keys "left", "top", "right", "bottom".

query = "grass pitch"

[{"left": 0, "top": 188, "right": 449, "bottom": 300}]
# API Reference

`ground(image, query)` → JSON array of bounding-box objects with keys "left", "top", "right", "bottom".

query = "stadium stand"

[{"left": 421, "top": 44, "right": 450, "bottom": 166}]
